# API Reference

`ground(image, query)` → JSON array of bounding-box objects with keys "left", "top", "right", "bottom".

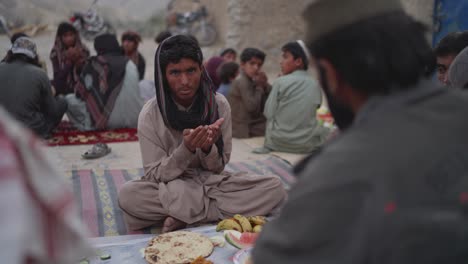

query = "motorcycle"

[
  {"left": 69, "top": 0, "right": 115, "bottom": 41},
  {"left": 166, "top": 5, "right": 217, "bottom": 46}
]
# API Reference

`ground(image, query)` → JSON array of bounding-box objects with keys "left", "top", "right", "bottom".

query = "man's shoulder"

[
  {"left": 0, "top": 62, "right": 9, "bottom": 72},
  {"left": 232, "top": 73, "right": 250, "bottom": 87},
  {"left": 215, "top": 92, "right": 231, "bottom": 118},
  {"left": 138, "top": 98, "right": 159, "bottom": 126},
  {"left": 20, "top": 63, "right": 49, "bottom": 82},
  {"left": 297, "top": 131, "right": 374, "bottom": 186},
  {"left": 275, "top": 71, "right": 315, "bottom": 86},
  {"left": 274, "top": 75, "right": 296, "bottom": 87},
  {"left": 215, "top": 92, "right": 229, "bottom": 106},
  {"left": 12, "top": 62, "right": 44, "bottom": 73}
]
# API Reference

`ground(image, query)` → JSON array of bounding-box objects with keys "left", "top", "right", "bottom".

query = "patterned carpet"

[
  {"left": 47, "top": 121, "right": 138, "bottom": 146},
  {"left": 67, "top": 157, "right": 296, "bottom": 237}
]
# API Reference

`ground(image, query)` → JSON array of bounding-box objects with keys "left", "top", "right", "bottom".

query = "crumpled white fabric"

[{"left": 0, "top": 107, "right": 92, "bottom": 264}]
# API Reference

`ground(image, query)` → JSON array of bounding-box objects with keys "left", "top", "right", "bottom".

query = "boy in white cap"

[
  {"left": 254, "top": 40, "right": 329, "bottom": 154},
  {"left": 253, "top": 0, "right": 468, "bottom": 263},
  {"left": 0, "top": 37, "right": 67, "bottom": 138}
]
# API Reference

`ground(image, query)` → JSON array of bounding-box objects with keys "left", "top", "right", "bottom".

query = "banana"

[
  {"left": 253, "top": 225, "right": 263, "bottom": 233},
  {"left": 216, "top": 219, "right": 243, "bottom": 232},
  {"left": 247, "top": 216, "right": 267, "bottom": 226},
  {"left": 233, "top": 214, "right": 253, "bottom": 232}
]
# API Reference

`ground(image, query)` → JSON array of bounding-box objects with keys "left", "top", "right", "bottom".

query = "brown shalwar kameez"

[
  {"left": 118, "top": 94, "right": 286, "bottom": 230},
  {"left": 228, "top": 72, "right": 271, "bottom": 138}
]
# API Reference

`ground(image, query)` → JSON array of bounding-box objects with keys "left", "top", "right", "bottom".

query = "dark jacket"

[
  {"left": 0, "top": 60, "right": 67, "bottom": 137},
  {"left": 253, "top": 80, "right": 468, "bottom": 264}
]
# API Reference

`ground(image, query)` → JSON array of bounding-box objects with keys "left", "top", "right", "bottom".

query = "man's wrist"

[
  {"left": 201, "top": 145, "right": 212, "bottom": 154},
  {"left": 184, "top": 142, "right": 196, "bottom": 153}
]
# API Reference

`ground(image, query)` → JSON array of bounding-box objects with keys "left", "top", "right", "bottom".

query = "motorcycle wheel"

[{"left": 191, "top": 24, "right": 217, "bottom": 46}]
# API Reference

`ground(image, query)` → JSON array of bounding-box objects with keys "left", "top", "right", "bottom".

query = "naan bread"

[{"left": 145, "top": 231, "right": 214, "bottom": 264}]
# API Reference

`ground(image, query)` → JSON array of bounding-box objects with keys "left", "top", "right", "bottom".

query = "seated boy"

[
  {"left": 227, "top": 48, "right": 271, "bottom": 138},
  {"left": 255, "top": 41, "right": 330, "bottom": 154},
  {"left": 118, "top": 35, "right": 286, "bottom": 232}
]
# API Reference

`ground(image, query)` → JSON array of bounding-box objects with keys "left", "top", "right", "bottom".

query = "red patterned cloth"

[{"left": 47, "top": 121, "right": 138, "bottom": 146}]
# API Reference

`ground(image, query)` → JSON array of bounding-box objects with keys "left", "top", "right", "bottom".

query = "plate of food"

[
  {"left": 233, "top": 246, "right": 253, "bottom": 264},
  {"left": 144, "top": 230, "right": 214, "bottom": 264}
]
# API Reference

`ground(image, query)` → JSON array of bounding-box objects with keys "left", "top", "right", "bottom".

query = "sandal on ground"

[{"left": 82, "top": 143, "right": 111, "bottom": 159}]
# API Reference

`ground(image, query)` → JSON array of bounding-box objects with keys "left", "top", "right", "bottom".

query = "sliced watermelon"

[
  {"left": 224, "top": 230, "right": 242, "bottom": 239},
  {"left": 225, "top": 231, "right": 259, "bottom": 249}
]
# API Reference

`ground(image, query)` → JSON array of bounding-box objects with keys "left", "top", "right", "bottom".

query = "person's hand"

[
  {"left": 254, "top": 71, "right": 268, "bottom": 88},
  {"left": 66, "top": 47, "right": 81, "bottom": 63},
  {"left": 209, "top": 118, "right": 224, "bottom": 142},
  {"left": 75, "top": 55, "right": 87, "bottom": 67},
  {"left": 183, "top": 126, "right": 210, "bottom": 152},
  {"left": 200, "top": 118, "right": 225, "bottom": 153}
]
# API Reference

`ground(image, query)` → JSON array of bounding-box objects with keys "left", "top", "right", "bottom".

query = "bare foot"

[{"left": 162, "top": 217, "right": 187, "bottom": 233}]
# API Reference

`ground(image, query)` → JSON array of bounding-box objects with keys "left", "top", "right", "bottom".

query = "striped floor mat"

[{"left": 68, "top": 157, "right": 295, "bottom": 237}]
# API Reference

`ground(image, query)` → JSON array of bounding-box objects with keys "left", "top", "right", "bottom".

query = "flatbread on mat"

[{"left": 145, "top": 231, "right": 214, "bottom": 264}]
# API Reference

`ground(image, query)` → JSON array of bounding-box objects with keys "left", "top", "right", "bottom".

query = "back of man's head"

[
  {"left": 304, "top": 0, "right": 435, "bottom": 96},
  {"left": 6, "top": 36, "right": 40, "bottom": 67},
  {"left": 94, "top": 34, "right": 121, "bottom": 55},
  {"left": 435, "top": 31, "right": 468, "bottom": 58},
  {"left": 155, "top": 30, "right": 173, "bottom": 44},
  {"left": 240, "top": 48, "right": 265, "bottom": 64},
  {"left": 10, "top": 33, "right": 28, "bottom": 44},
  {"left": 218, "top": 62, "right": 239, "bottom": 84}
]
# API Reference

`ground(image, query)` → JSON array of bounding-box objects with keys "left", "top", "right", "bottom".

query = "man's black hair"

[
  {"left": 158, "top": 34, "right": 202, "bottom": 75},
  {"left": 10, "top": 33, "right": 28, "bottom": 44},
  {"left": 56, "top": 22, "right": 78, "bottom": 37},
  {"left": 217, "top": 62, "right": 239, "bottom": 84},
  {"left": 186, "top": 34, "right": 199, "bottom": 46},
  {"left": 282, "top": 41, "right": 309, "bottom": 70},
  {"left": 94, "top": 34, "right": 122, "bottom": 55},
  {"left": 240, "top": 48, "right": 266, "bottom": 64},
  {"left": 309, "top": 11, "right": 435, "bottom": 95},
  {"left": 155, "top": 30, "right": 173, "bottom": 44},
  {"left": 220, "top": 48, "right": 236, "bottom": 57},
  {"left": 121, "top": 32, "right": 141, "bottom": 43},
  {"left": 434, "top": 31, "right": 468, "bottom": 57}
]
